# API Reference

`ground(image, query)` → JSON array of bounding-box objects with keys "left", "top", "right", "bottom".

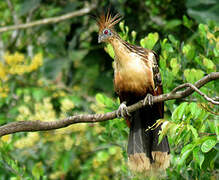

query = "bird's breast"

[{"left": 114, "top": 53, "right": 154, "bottom": 96}]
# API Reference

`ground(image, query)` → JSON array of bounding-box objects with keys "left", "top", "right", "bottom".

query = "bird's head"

[{"left": 96, "top": 10, "right": 121, "bottom": 43}]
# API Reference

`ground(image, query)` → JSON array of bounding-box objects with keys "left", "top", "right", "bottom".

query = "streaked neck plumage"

[{"left": 108, "top": 34, "right": 131, "bottom": 68}]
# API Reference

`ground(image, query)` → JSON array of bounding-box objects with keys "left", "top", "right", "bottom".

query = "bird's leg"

[
  {"left": 143, "top": 93, "right": 154, "bottom": 106},
  {"left": 116, "top": 101, "right": 131, "bottom": 118}
]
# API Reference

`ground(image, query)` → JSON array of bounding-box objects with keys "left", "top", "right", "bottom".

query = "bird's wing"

[
  {"left": 132, "top": 45, "right": 164, "bottom": 118},
  {"left": 151, "top": 50, "right": 164, "bottom": 118}
]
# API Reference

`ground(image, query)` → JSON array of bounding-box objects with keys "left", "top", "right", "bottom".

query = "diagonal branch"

[
  {"left": 0, "top": 2, "right": 96, "bottom": 33},
  {"left": 0, "top": 72, "right": 218, "bottom": 137},
  {"left": 172, "top": 83, "right": 219, "bottom": 105}
]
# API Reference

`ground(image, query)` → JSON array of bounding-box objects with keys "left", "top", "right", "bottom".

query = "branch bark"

[
  {"left": 0, "top": 72, "right": 218, "bottom": 137},
  {"left": 0, "top": 2, "right": 96, "bottom": 33}
]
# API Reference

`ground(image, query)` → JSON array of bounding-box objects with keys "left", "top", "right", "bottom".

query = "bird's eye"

[{"left": 103, "top": 29, "right": 109, "bottom": 35}]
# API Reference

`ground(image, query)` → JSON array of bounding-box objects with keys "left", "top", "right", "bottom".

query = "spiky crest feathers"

[{"left": 96, "top": 10, "right": 122, "bottom": 34}]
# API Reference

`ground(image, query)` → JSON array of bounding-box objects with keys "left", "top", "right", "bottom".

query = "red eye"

[{"left": 104, "top": 30, "right": 108, "bottom": 34}]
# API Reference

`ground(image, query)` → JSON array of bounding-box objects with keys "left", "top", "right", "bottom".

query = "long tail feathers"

[{"left": 127, "top": 107, "right": 170, "bottom": 172}]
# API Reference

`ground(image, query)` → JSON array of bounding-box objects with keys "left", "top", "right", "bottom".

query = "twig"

[
  {"left": 6, "top": 0, "right": 19, "bottom": 26},
  {"left": 199, "top": 132, "right": 216, "bottom": 136},
  {"left": 0, "top": 3, "right": 97, "bottom": 33},
  {"left": 172, "top": 83, "right": 219, "bottom": 105},
  {"left": 199, "top": 103, "right": 219, "bottom": 115},
  {"left": 6, "top": 0, "right": 20, "bottom": 45},
  {"left": 0, "top": 72, "right": 218, "bottom": 137}
]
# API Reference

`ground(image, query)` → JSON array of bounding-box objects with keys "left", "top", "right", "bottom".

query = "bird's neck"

[{"left": 109, "top": 35, "right": 130, "bottom": 67}]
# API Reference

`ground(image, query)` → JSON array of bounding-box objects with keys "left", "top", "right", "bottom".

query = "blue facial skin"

[{"left": 98, "top": 29, "right": 113, "bottom": 43}]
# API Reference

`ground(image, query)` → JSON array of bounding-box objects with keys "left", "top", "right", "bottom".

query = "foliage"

[
  {"left": 0, "top": 0, "right": 218, "bottom": 179},
  {"left": 104, "top": 19, "right": 219, "bottom": 179}
]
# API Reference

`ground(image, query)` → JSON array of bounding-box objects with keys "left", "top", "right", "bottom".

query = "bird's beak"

[{"left": 98, "top": 35, "right": 103, "bottom": 43}]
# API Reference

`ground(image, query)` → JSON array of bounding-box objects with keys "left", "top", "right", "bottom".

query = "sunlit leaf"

[
  {"left": 172, "top": 102, "right": 188, "bottom": 122},
  {"left": 193, "top": 146, "right": 205, "bottom": 168},
  {"left": 140, "top": 32, "right": 159, "bottom": 50},
  {"left": 178, "top": 148, "right": 192, "bottom": 166},
  {"left": 201, "top": 139, "right": 217, "bottom": 153}
]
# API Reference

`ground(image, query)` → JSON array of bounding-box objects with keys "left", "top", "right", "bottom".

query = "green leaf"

[
  {"left": 184, "top": 69, "right": 204, "bottom": 83},
  {"left": 95, "top": 93, "right": 105, "bottom": 105},
  {"left": 194, "top": 69, "right": 205, "bottom": 81},
  {"left": 189, "top": 102, "right": 197, "bottom": 117},
  {"left": 188, "top": 125, "right": 198, "bottom": 140},
  {"left": 193, "top": 146, "right": 205, "bottom": 168},
  {"left": 164, "top": 19, "right": 182, "bottom": 30},
  {"left": 32, "top": 162, "right": 44, "bottom": 180},
  {"left": 201, "top": 139, "right": 217, "bottom": 153},
  {"left": 32, "top": 88, "right": 47, "bottom": 101},
  {"left": 214, "top": 120, "right": 219, "bottom": 141},
  {"left": 182, "top": 44, "right": 195, "bottom": 60},
  {"left": 168, "top": 34, "right": 179, "bottom": 48},
  {"left": 172, "top": 102, "right": 188, "bottom": 122},
  {"left": 119, "top": 21, "right": 125, "bottom": 32},
  {"left": 170, "top": 58, "right": 180, "bottom": 75},
  {"left": 140, "top": 32, "right": 159, "bottom": 50},
  {"left": 183, "top": 15, "right": 193, "bottom": 29},
  {"left": 105, "top": 44, "right": 115, "bottom": 59},
  {"left": 181, "top": 144, "right": 194, "bottom": 155},
  {"left": 178, "top": 148, "right": 192, "bottom": 166},
  {"left": 97, "top": 151, "right": 109, "bottom": 162},
  {"left": 158, "top": 121, "right": 170, "bottom": 144},
  {"left": 108, "top": 147, "right": 117, "bottom": 155},
  {"left": 203, "top": 58, "right": 216, "bottom": 72},
  {"left": 199, "top": 24, "right": 207, "bottom": 36},
  {"left": 202, "top": 149, "right": 218, "bottom": 170}
]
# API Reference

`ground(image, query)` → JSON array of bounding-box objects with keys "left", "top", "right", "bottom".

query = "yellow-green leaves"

[
  {"left": 119, "top": 21, "right": 125, "bottom": 32},
  {"left": 168, "top": 101, "right": 218, "bottom": 169},
  {"left": 182, "top": 44, "right": 195, "bottom": 60},
  {"left": 201, "top": 139, "right": 217, "bottom": 153},
  {"left": 183, "top": 15, "right": 193, "bottom": 29},
  {"left": 178, "top": 144, "right": 193, "bottom": 167},
  {"left": 104, "top": 44, "right": 115, "bottom": 59},
  {"left": 172, "top": 102, "right": 188, "bottom": 122},
  {"left": 170, "top": 58, "right": 180, "bottom": 75},
  {"left": 32, "top": 162, "right": 44, "bottom": 179},
  {"left": 131, "top": 30, "right": 137, "bottom": 43},
  {"left": 95, "top": 93, "right": 116, "bottom": 111},
  {"left": 140, "top": 32, "right": 159, "bottom": 50},
  {"left": 203, "top": 57, "right": 216, "bottom": 73},
  {"left": 184, "top": 69, "right": 204, "bottom": 83},
  {"left": 199, "top": 24, "right": 207, "bottom": 39},
  {"left": 193, "top": 146, "right": 205, "bottom": 168},
  {"left": 118, "top": 21, "right": 133, "bottom": 42}
]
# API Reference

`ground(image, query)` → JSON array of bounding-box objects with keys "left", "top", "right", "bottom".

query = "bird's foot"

[
  {"left": 143, "top": 93, "right": 154, "bottom": 106},
  {"left": 116, "top": 102, "right": 131, "bottom": 118}
]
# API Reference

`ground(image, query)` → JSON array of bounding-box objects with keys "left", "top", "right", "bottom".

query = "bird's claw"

[
  {"left": 143, "top": 93, "right": 154, "bottom": 106},
  {"left": 116, "top": 102, "right": 131, "bottom": 118}
]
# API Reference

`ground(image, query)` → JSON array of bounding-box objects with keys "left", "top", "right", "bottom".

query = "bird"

[{"left": 96, "top": 10, "right": 170, "bottom": 172}]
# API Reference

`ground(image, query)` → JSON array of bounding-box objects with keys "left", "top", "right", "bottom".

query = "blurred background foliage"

[{"left": 0, "top": 0, "right": 218, "bottom": 179}]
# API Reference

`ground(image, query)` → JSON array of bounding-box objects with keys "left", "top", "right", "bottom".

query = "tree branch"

[
  {"left": 172, "top": 83, "right": 219, "bottom": 105},
  {"left": 0, "top": 72, "right": 218, "bottom": 137},
  {"left": 0, "top": 2, "right": 96, "bottom": 33}
]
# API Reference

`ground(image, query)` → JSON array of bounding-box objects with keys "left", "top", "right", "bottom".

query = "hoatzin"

[{"left": 96, "top": 11, "right": 170, "bottom": 172}]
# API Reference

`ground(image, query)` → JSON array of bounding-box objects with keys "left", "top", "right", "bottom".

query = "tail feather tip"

[
  {"left": 128, "top": 153, "right": 151, "bottom": 172},
  {"left": 152, "top": 151, "right": 170, "bottom": 169},
  {"left": 128, "top": 152, "right": 170, "bottom": 172}
]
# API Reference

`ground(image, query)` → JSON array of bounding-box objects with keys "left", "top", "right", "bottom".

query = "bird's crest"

[{"left": 96, "top": 10, "right": 122, "bottom": 33}]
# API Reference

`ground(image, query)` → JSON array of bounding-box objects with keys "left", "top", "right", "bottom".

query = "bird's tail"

[{"left": 127, "top": 106, "right": 170, "bottom": 172}]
